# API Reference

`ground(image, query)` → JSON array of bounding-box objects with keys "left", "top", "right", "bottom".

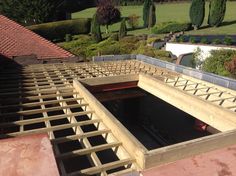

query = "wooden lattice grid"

[{"left": 0, "top": 60, "right": 236, "bottom": 175}]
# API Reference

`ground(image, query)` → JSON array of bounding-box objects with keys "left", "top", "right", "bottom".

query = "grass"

[{"left": 72, "top": 2, "right": 236, "bottom": 35}]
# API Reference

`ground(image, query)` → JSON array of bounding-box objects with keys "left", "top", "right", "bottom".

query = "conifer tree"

[
  {"left": 91, "top": 13, "right": 102, "bottom": 43},
  {"left": 189, "top": 0, "right": 205, "bottom": 30},
  {"left": 143, "top": 0, "right": 153, "bottom": 28},
  {"left": 119, "top": 18, "right": 127, "bottom": 39},
  {"left": 148, "top": 4, "right": 156, "bottom": 29},
  {"left": 208, "top": 0, "right": 227, "bottom": 27}
]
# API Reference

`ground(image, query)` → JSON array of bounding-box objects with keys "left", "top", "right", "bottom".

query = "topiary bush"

[
  {"left": 119, "top": 19, "right": 127, "bottom": 39},
  {"left": 143, "top": 0, "right": 153, "bottom": 28},
  {"left": 200, "top": 37, "right": 208, "bottom": 44},
  {"left": 28, "top": 18, "right": 91, "bottom": 42},
  {"left": 212, "top": 38, "right": 222, "bottom": 45},
  {"left": 189, "top": 36, "right": 196, "bottom": 44},
  {"left": 189, "top": 0, "right": 205, "bottom": 30},
  {"left": 223, "top": 36, "right": 233, "bottom": 45},
  {"left": 151, "top": 22, "right": 192, "bottom": 34},
  {"left": 202, "top": 49, "right": 236, "bottom": 77},
  {"left": 208, "top": 0, "right": 227, "bottom": 27},
  {"left": 148, "top": 4, "right": 156, "bottom": 29},
  {"left": 91, "top": 13, "right": 102, "bottom": 43},
  {"left": 177, "top": 36, "right": 185, "bottom": 43}
]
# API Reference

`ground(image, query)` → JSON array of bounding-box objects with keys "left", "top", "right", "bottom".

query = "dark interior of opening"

[{"left": 91, "top": 86, "right": 212, "bottom": 150}]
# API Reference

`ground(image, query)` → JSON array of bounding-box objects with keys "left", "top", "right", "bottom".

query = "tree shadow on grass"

[
  {"left": 199, "top": 20, "right": 236, "bottom": 30},
  {"left": 127, "top": 26, "right": 146, "bottom": 32},
  {"left": 220, "top": 20, "right": 236, "bottom": 27}
]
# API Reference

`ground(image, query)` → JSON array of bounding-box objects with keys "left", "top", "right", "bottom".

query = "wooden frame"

[{"left": 1, "top": 60, "right": 236, "bottom": 174}]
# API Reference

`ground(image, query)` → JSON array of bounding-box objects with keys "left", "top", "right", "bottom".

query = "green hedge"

[
  {"left": 27, "top": 18, "right": 91, "bottom": 41},
  {"left": 151, "top": 22, "right": 192, "bottom": 34},
  {"left": 132, "top": 44, "right": 174, "bottom": 62},
  {"left": 202, "top": 49, "right": 236, "bottom": 77}
]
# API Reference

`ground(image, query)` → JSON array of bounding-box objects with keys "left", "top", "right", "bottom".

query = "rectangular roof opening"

[{"left": 74, "top": 73, "right": 236, "bottom": 169}]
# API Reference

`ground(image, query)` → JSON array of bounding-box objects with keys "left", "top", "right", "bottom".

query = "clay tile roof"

[{"left": 0, "top": 15, "right": 74, "bottom": 59}]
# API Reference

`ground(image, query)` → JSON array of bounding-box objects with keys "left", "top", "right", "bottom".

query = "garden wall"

[{"left": 166, "top": 42, "right": 236, "bottom": 60}]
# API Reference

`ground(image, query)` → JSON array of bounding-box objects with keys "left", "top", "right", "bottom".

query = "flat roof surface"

[
  {"left": 142, "top": 144, "right": 236, "bottom": 176},
  {"left": 0, "top": 60, "right": 236, "bottom": 175},
  {"left": 0, "top": 134, "right": 59, "bottom": 176}
]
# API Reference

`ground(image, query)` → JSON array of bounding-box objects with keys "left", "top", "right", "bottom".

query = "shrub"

[
  {"left": 96, "top": 0, "right": 121, "bottom": 33},
  {"left": 109, "top": 33, "right": 119, "bottom": 41},
  {"left": 151, "top": 22, "right": 192, "bottom": 34},
  {"left": 119, "top": 19, "right": 127, "bottom": 39},
  {"left": 178, "top": 36, "right": 185, "bottom": 42},
  {"left": 132, "top": 44, "right": 173, "bottom": 62},
  {"left": 189, "top": 37, "right": 196, "bottom": 44},
  {"left": 225, "top": 57, "right": 236, "bottom": 77},
  {"left": 223, "top": 36, "right": 233, "bottom": 45},
  {"left": 148, "top": 4, "right": 156, "bottom": 29},
  {"left": 28, "top": 18, "right": 91, "bottom": 41},
  {"left": 208, "top": 0, "right": 227, "bottom": 27},
  {"left": 189, "top": 0, "right": 205, "bottom": 30},
  {"left": 86, "top": 38, "right": 121, "bottom": 57},
  {"left": 127, "top": 14, "right": 140, "bottom": 29},
  {"left": 65, "top": 34, "right": 72, "bottom": 42},
  {"left": 59, "top": 35, "right": 96, "bottom": 57},
  {"left": 143, "top": 0, "right": 153, "bottom": 28},
  {"left": 147, "top": 37, "right": 162, "bottom": 44},
  {"left": 91, "top": 13, "right": 102, "bottom": 43},
  {"left": 212, "top": 38, "right": 222, "bottom": 45},
  {"left": 202, "top": 49, "right": 236, "bottom": 77},
  {"left": 200, "top": 37, "right": 208, "bottom": 44}
]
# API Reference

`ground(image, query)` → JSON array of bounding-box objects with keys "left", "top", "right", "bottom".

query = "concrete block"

[
  {"left": 228, "top": 81, "right": 236, "bottom": 90},
  {"left": 190, "top": 70, "right": 203, "bottom": 80},
  {"left": 166, "top": 64, "right": 175, "bottom": 71}
]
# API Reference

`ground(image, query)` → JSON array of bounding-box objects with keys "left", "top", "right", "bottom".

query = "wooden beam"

[
  {"left": 0, "top": 119, "right": 101, "bottom": 139},
  {"left": 51, "top": 129, "right": 111, "bottom": 144},
  {"left": 145, "top": 129, "right": 236, "bottom": 169},
  {"left": 0, "top": 97, "right": 83, "bottom": 109},
  {"left": 69, "top": 158, "right": 134, "bottom": 176},
  {"left": 0, "top": 111, "right": 94, "bottom": 128},
  {"left": 73, "top": 80, "right": 145, "bottom": 169},
  {"left": 138, "top": 73, "right": 236, "bottom": 132},
  {"left": 0, "top": 103, "right": 88, "bottom": 117},
  {"left": 57, "top": 142, "right": 122, "bottom": 160}
]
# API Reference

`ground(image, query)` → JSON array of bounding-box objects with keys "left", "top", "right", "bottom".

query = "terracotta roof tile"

[{"left": 0, "top": 15, "right": 74, "bottom": 59}]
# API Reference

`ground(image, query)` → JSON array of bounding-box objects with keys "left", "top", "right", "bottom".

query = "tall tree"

[
  {"left": 189, "top": 0, "right": 205, "bottom": 30},
  {"left": 143, "top": 0, "right": 153, "bottom": 28},
  {"left": 119, "top": 18, "right": 127, "bottom": 39},
  {"left": 0, "top": 0, "right": 64, "bottom": 24},
  {"left": 96, "top": 0, "right": 121, "bottom": 34},
  {"left": 91, "top": 13, "right": 102, "bottom": 43},
  {"left": 148, "top": 4, "right": 156, "bottom": 29},
  {"left": 208, "top": 0, "right": 227, "bottom": 27}
]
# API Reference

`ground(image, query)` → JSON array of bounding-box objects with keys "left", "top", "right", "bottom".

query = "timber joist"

[{"left": 1, "top": 60, "right": 236, "bottom": 175}]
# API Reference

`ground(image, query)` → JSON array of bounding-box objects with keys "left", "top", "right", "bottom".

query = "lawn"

[{"left": 72, "top": 2, "right": 236, "bottom": 35}]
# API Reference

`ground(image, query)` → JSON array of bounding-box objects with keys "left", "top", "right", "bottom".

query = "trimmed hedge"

[
  {"left": 28, "top": 18, "right": 91, "bottom": 41},
  {"left": 151, "top": 22, "right": 192, "bottom": 34},
  {"left": 132, "top": 44, "right": 174, "bottom": 62}
]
